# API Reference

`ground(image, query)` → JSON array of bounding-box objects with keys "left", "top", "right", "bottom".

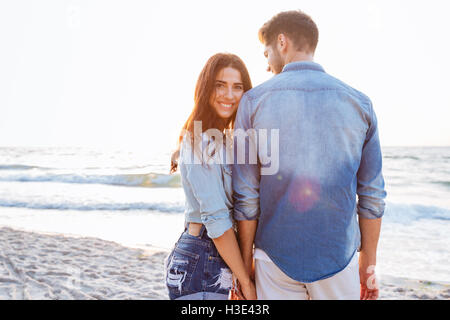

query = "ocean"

[{"left": 0, "top": 146, "right": 449, "bottom": 283}]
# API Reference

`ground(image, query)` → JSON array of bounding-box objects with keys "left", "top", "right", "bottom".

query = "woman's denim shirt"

[{"left": 179, "top": 133, "right": 233, "bottom": 239}]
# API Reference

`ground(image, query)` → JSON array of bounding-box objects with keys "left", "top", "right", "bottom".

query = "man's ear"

[{"left": 277, "top": 34, "right": 288, "bottom": 53}]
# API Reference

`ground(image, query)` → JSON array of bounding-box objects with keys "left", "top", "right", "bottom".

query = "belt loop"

[{"left": 198, "top": 224, "right": 207, "bottom": 238}]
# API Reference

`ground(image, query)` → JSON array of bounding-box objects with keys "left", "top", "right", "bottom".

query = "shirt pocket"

[{"left": 165, "top": 247, "right": 200, "bottom": 298}]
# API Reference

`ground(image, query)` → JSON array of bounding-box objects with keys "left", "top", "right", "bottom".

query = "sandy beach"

[
  {"left": 0, "top": 226, "right": 449, "bottom": 300},
  {"left": 0, "top": 227, "right": 169, "bottom": 300}
]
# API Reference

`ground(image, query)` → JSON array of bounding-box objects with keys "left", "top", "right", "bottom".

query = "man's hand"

[
  {"left": 358, "top": 217, "right": 382, "bottom": 300},
  {"left": 359, "top": 254, "right": 379, "bottom": 300}
]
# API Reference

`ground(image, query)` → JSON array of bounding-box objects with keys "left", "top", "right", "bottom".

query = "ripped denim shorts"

[{"left": 164, "top": 224, "right": 232, "bottom": 300}]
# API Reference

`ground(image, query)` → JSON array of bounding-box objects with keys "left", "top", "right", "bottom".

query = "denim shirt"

[
  {"left": 179, "top": 133, "right": 234, "bottom": 239},
  {"left": 232, "top": 61, "right": 387, "bottom": 283}
]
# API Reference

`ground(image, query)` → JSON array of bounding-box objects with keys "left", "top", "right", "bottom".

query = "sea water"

[{"left": 0, "top": 146, "right": 449, "bottom": 282}]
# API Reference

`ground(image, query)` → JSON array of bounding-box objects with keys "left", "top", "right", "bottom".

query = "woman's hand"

[{"left": 211, "top": 229, "right": 257, "bottom": 299}]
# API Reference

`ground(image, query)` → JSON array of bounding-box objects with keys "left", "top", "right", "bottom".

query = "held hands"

[
  {"left": 240, "top": 278, "right": 257, "bottom": 300},
  {"left": 231, "top": 275, "right": 257, "bottom": 300},
  {"left": 231, "top": 259, "right": 257, "bottom": 300}
]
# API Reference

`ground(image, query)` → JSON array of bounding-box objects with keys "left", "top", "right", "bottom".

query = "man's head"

[{"left": 258, "top": 10, "right": 319, "bottom": 74}]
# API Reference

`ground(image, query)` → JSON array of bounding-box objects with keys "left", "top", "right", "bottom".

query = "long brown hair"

[{"left": 170, "top": 53, "right": 252, "bottom": 173}]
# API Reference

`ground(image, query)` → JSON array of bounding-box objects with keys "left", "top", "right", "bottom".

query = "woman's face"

[{"left": 209, "top": 67, "right": 244, "bottom": 119}]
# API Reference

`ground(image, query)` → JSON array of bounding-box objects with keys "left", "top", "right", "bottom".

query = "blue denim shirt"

[
  {"left": 179, "top": 133, "right": 234, "bottom": 239},
  {"left": 232, "top": 61, "right": 386, "bottom": 283}
]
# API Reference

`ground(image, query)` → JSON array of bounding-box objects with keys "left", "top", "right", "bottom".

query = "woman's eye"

[{"left": 235, "top": 86, "right": 243, "bottom": 90}]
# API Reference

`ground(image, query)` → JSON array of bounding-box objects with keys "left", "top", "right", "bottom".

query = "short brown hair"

[{"left": 258, "top": 10, "right": 319, "bottom": 53}]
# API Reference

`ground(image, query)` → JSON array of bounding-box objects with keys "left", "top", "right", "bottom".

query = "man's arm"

[
  {"left": 232, "top": 94, "right": 261, "bottom": 279},
  {"left": 237, "top": 220, "right": 258, "bottom": 279},
  {"left": 356, "top": 102, "right": 387, "bottom": 300},
  {"left": 358, "top": 217, "right": 382, "bottom": 300}
]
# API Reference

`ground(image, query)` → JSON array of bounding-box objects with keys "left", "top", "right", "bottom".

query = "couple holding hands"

[{"left": 165, "top": 10, "right": 386, "bottom": 300}]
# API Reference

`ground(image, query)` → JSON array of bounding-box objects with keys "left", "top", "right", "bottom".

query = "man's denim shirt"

[{"left": 232, "top": 61, "right": 386, "bottom": 283}]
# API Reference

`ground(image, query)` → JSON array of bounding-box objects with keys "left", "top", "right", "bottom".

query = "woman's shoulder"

[
  {"left": 178, "top": 133, "right": 208, "bottom": 164},
  {"left": 179, "top": 132, "right": 227, "bottom": 166}
]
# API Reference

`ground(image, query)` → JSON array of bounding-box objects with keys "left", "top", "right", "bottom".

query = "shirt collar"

[{"left": 282, "top": 61, "right": 325, "bottom": 73}]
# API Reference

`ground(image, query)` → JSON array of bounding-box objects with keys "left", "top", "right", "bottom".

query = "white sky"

[{"left": 1, "top": 0, "right": 449, "bottom": 151}]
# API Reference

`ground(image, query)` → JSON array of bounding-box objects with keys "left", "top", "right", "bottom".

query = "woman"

[{"left": 165, "top": 53, "right": 256, "bottom": 300}]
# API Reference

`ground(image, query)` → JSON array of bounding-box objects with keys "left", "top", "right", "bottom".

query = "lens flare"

[{"left": 288, "top": 177, "right": 321, "bottom": 213}]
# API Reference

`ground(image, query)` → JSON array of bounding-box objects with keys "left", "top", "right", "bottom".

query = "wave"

[
  {"left": 384, "top": 155, "right": 421, "bottom": 161},
  {"left": 431, "top": 181, "right": 450, "bottom": 188},
  {"left": 0, "top": 199, "right": 184, "bottom": 213},
  {"left": 1, "top": 196, "right": 448, "bottom": 223},
  {"left": 0, "top": 164, "right": 50, "bottom": 170},
  {"left": 384, "top": 202, "right": 450, "bottom": 223},
  {"left": 0, "top": 172, "right": 181, "bottom": 188}
]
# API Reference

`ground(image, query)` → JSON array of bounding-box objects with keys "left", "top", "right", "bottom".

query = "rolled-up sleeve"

[
  {"left": 185, "top": 159, "right": 233, "bottom": 239},
  {"left": 232, "top": 94, "right": 261, "bottom": 221},
  {"left": 357, "top": 102, "right": 387, "bottom": 219}
]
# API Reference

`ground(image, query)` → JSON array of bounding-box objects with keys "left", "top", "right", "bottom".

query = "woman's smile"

[{"left": 209, "top": 67, "right": 244, "bottom": 119}]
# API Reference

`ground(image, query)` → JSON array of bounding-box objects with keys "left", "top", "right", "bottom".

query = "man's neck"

[{"left": 284, "top": 51, "right": 314, "bottom": 65}]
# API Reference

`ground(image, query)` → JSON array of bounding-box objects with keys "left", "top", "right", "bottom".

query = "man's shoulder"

[
  {"left": 244, "top": 76, "right": 280, "bottom": 101},
  {"left": 242, "top": 69, "right": 373, "bottom": 113},
  {"left": 322, "top": 72, "right": 373, "bottom": 108}
]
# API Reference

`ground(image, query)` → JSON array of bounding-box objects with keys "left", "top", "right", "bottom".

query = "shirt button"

[{"left": 208, "top": 256, "right": 212, "bottom": 261}]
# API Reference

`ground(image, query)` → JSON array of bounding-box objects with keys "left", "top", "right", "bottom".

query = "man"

[{"left": 232, "top": 10, "right": 386, "bottom": 300}]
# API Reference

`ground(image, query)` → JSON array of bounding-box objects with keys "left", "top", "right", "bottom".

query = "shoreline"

[{"left": 0, "top": 227, "right": 448, "bottom": 300}]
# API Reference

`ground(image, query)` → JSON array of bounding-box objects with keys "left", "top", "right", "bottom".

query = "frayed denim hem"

[{"left": 175, "top": 291, "right": 229, "bottom": 300}]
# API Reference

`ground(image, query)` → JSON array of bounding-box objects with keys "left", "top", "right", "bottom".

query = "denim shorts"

[{"left": 164, "top": 224, "right": 232, "bottom": 300}]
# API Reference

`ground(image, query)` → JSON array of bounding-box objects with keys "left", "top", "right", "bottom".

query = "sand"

[
  {"left": 0, "top": 226, "right": 448, "bottom": 300},
  {"left": 0, "top": 227, "right": 169, "bottom": 300}
]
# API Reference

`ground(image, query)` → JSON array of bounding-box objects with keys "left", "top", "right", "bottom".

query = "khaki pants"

[{"left": 254, "top": 250, "right": 360, "bottom": 300}]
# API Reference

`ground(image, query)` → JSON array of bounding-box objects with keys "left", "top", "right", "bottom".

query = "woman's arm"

[
  {"left": 182, "top": 135, "right": 256, "bottom": 299},
  {"left": 212, "top": 228, "right": 257, "bottom": 300},
  {"left": 182, "top": 145, "right": 256, "bottom": 299}
]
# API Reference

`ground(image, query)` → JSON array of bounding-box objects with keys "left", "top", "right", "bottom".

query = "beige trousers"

[{"left": 254, "top": 249, "right": 360, "bottom": 300}]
